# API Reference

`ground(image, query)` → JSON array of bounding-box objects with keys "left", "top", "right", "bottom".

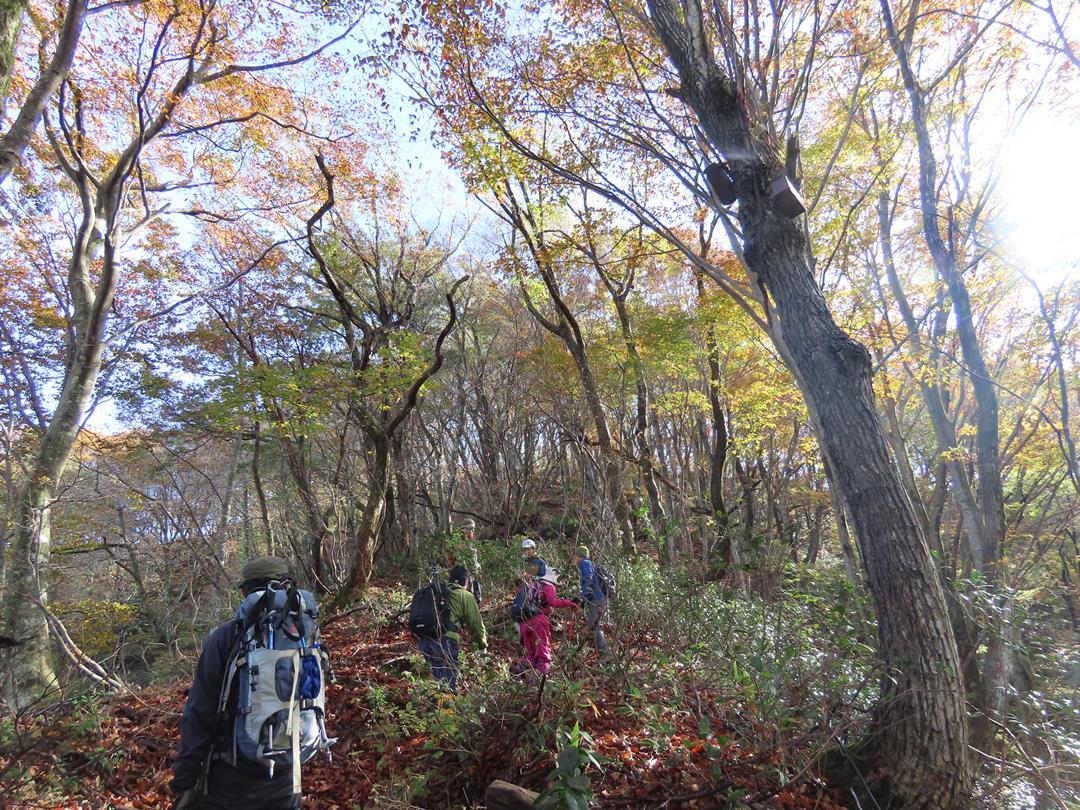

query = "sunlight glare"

[{"left": 996, "top": 115, "right": 1080, "bottom": 283}]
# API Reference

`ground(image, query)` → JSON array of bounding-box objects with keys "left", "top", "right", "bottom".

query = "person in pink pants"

[{"left": 513, "top": 560, "right": 578, "bottom": 676}]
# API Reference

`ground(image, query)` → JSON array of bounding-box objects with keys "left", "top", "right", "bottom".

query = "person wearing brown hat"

[{"left": 172, "top": 556, "right": 300, "bottom": 810}]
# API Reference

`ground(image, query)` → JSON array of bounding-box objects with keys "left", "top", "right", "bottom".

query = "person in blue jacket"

[{"left": 573, "top": 545, "right": 608, "bottom": 655}]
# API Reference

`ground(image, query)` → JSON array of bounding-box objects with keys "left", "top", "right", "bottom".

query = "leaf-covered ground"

[{"left": 2, "top": 585, "right": 848, "bottom": 809}]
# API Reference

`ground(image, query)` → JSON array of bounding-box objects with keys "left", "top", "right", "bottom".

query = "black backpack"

[
  {"left": 409, "top": 578, "right": 454, "bottom": 640},
  {"left": 509, "top": 581, "right": 542, "bottom": 622},
  {"left": 594, "top": 565, "right": 616, "bottom": 599}
]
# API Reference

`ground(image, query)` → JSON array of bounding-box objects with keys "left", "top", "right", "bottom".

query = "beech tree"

[
  {"left": 306, "top": 156, "right": 468, "bottom": 600},
  {"left": 493, "top": 182, "right": 639, "bottom": 556},
  {"left": 0, "top": 0, "right": 359, "bottom": 705}
]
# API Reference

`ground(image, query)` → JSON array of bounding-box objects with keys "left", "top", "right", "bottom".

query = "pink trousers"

[{"left": 515, "top": 613, "right": 552, "bottom": 675}]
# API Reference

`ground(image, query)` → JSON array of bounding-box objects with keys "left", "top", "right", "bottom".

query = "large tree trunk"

[
  {"left": 1, "top": 207, "right": 109, "bottom": 705},
  {"left": 340, "top": 433, "right": 391, "bottom": 601},
  {"left": 4, "top": 486, "right": 60, "bottom": 704},
  {"left": 3, "top": 295, "right": 107, "bottom": 702},
  {"left": 745, "top": 203, "right": 969, "bottom": 810},
  {"left": 645, "top": 2, "right": 971, "bottom": 804}
]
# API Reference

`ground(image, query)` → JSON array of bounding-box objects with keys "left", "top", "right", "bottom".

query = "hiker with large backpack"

[
  {"left": 510, "top": 558, "right": 579, "bottom": 676},
  {"left": 171, "top": 556, "right": 334, "bottom": 810},
  {"left": 573, "top": 545, "right": 612, "bottom": 656},
  {"left": 409, "top": 565, "right": 487, "bottom": 692}
]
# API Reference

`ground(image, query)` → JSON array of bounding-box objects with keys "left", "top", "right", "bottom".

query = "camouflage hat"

[{"left": 238, "top": 555, "right": 291, "bottom": 586}]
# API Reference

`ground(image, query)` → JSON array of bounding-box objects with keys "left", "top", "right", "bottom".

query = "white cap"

[
  {"left": 520, "top": 538, "right": 536, "bottom": 549},
  {"left": 539, "top": 569, "right": 559, "bottom": 586}
]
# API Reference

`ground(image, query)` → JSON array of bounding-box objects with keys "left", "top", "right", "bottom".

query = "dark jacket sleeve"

[{"left": 171, "top": 622, "right": 237, "bottom": 793}]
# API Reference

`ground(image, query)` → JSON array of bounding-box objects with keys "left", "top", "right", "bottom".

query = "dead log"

[{"left": 485, "top": 779, "right": 540, "bottom": 809}]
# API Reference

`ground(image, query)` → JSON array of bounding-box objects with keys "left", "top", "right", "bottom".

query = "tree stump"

[{"left": 484, "top": 780, "right": 540, "bottom": 809}]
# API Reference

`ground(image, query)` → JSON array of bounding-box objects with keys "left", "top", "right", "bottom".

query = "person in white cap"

[{"left": 519, "top": 536, "right": 547, "bottom": 577}]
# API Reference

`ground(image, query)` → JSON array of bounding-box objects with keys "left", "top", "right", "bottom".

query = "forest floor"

[{"left": 1, "top": 583, "right": 848, "bottom": 809}]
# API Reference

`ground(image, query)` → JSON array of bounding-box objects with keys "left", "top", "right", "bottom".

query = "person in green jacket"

[{"left": 419, "top": 564, "right": 487, "bottom": 692}]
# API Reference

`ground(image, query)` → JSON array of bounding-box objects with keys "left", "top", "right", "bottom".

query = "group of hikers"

[
  {"left": 170, "top": 529, "right": 614, "bottom": 809},
  {"left": 411, "top": 535, "right": 611, "bottom": 690}
]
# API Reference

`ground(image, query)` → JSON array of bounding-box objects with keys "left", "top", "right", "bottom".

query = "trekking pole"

[{"left": 266, "top": 612, "right": 277, "bottom": 779}]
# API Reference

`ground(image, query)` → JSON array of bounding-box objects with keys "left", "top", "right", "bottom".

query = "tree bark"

[
  {"left": 343, "top": 432, "right": 391, "bottom": 597},
  {"left": 1, "top": 178, "right": 107, "bottom": 703},
  {"left": 645, "top": 1, "right": 971, "bottom": 804}
]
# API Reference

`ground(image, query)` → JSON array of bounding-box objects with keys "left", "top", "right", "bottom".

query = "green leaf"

[
  {"left": 557, "top": 746, "right": 581, "bottom": 772},
  {"left": 566, "top": 774, "right": 590, "bottom": 791}
]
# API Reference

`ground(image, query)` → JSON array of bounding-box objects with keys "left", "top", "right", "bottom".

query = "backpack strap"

[{"left": 284, "top": 649, "right": 303, "bottom": 796}]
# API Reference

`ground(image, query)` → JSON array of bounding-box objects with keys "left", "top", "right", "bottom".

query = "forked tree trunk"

[
  {"left": 645, "top": 1, "right": 971, "bottom": 804},
  {"left": 1, "top": 214, "right": 108, "bottom": 704},
  {"left": 0, "top": 0, "right": 88, "bottom": 183},
  {"left": 340, "top": 433, "right": 391, "bottom": 601},
  {"left": 3, "top": 284, "right": 108, "bottom": 704},
  {"left": 502, "top": 194, "right": 638, "bottom": 557}
]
